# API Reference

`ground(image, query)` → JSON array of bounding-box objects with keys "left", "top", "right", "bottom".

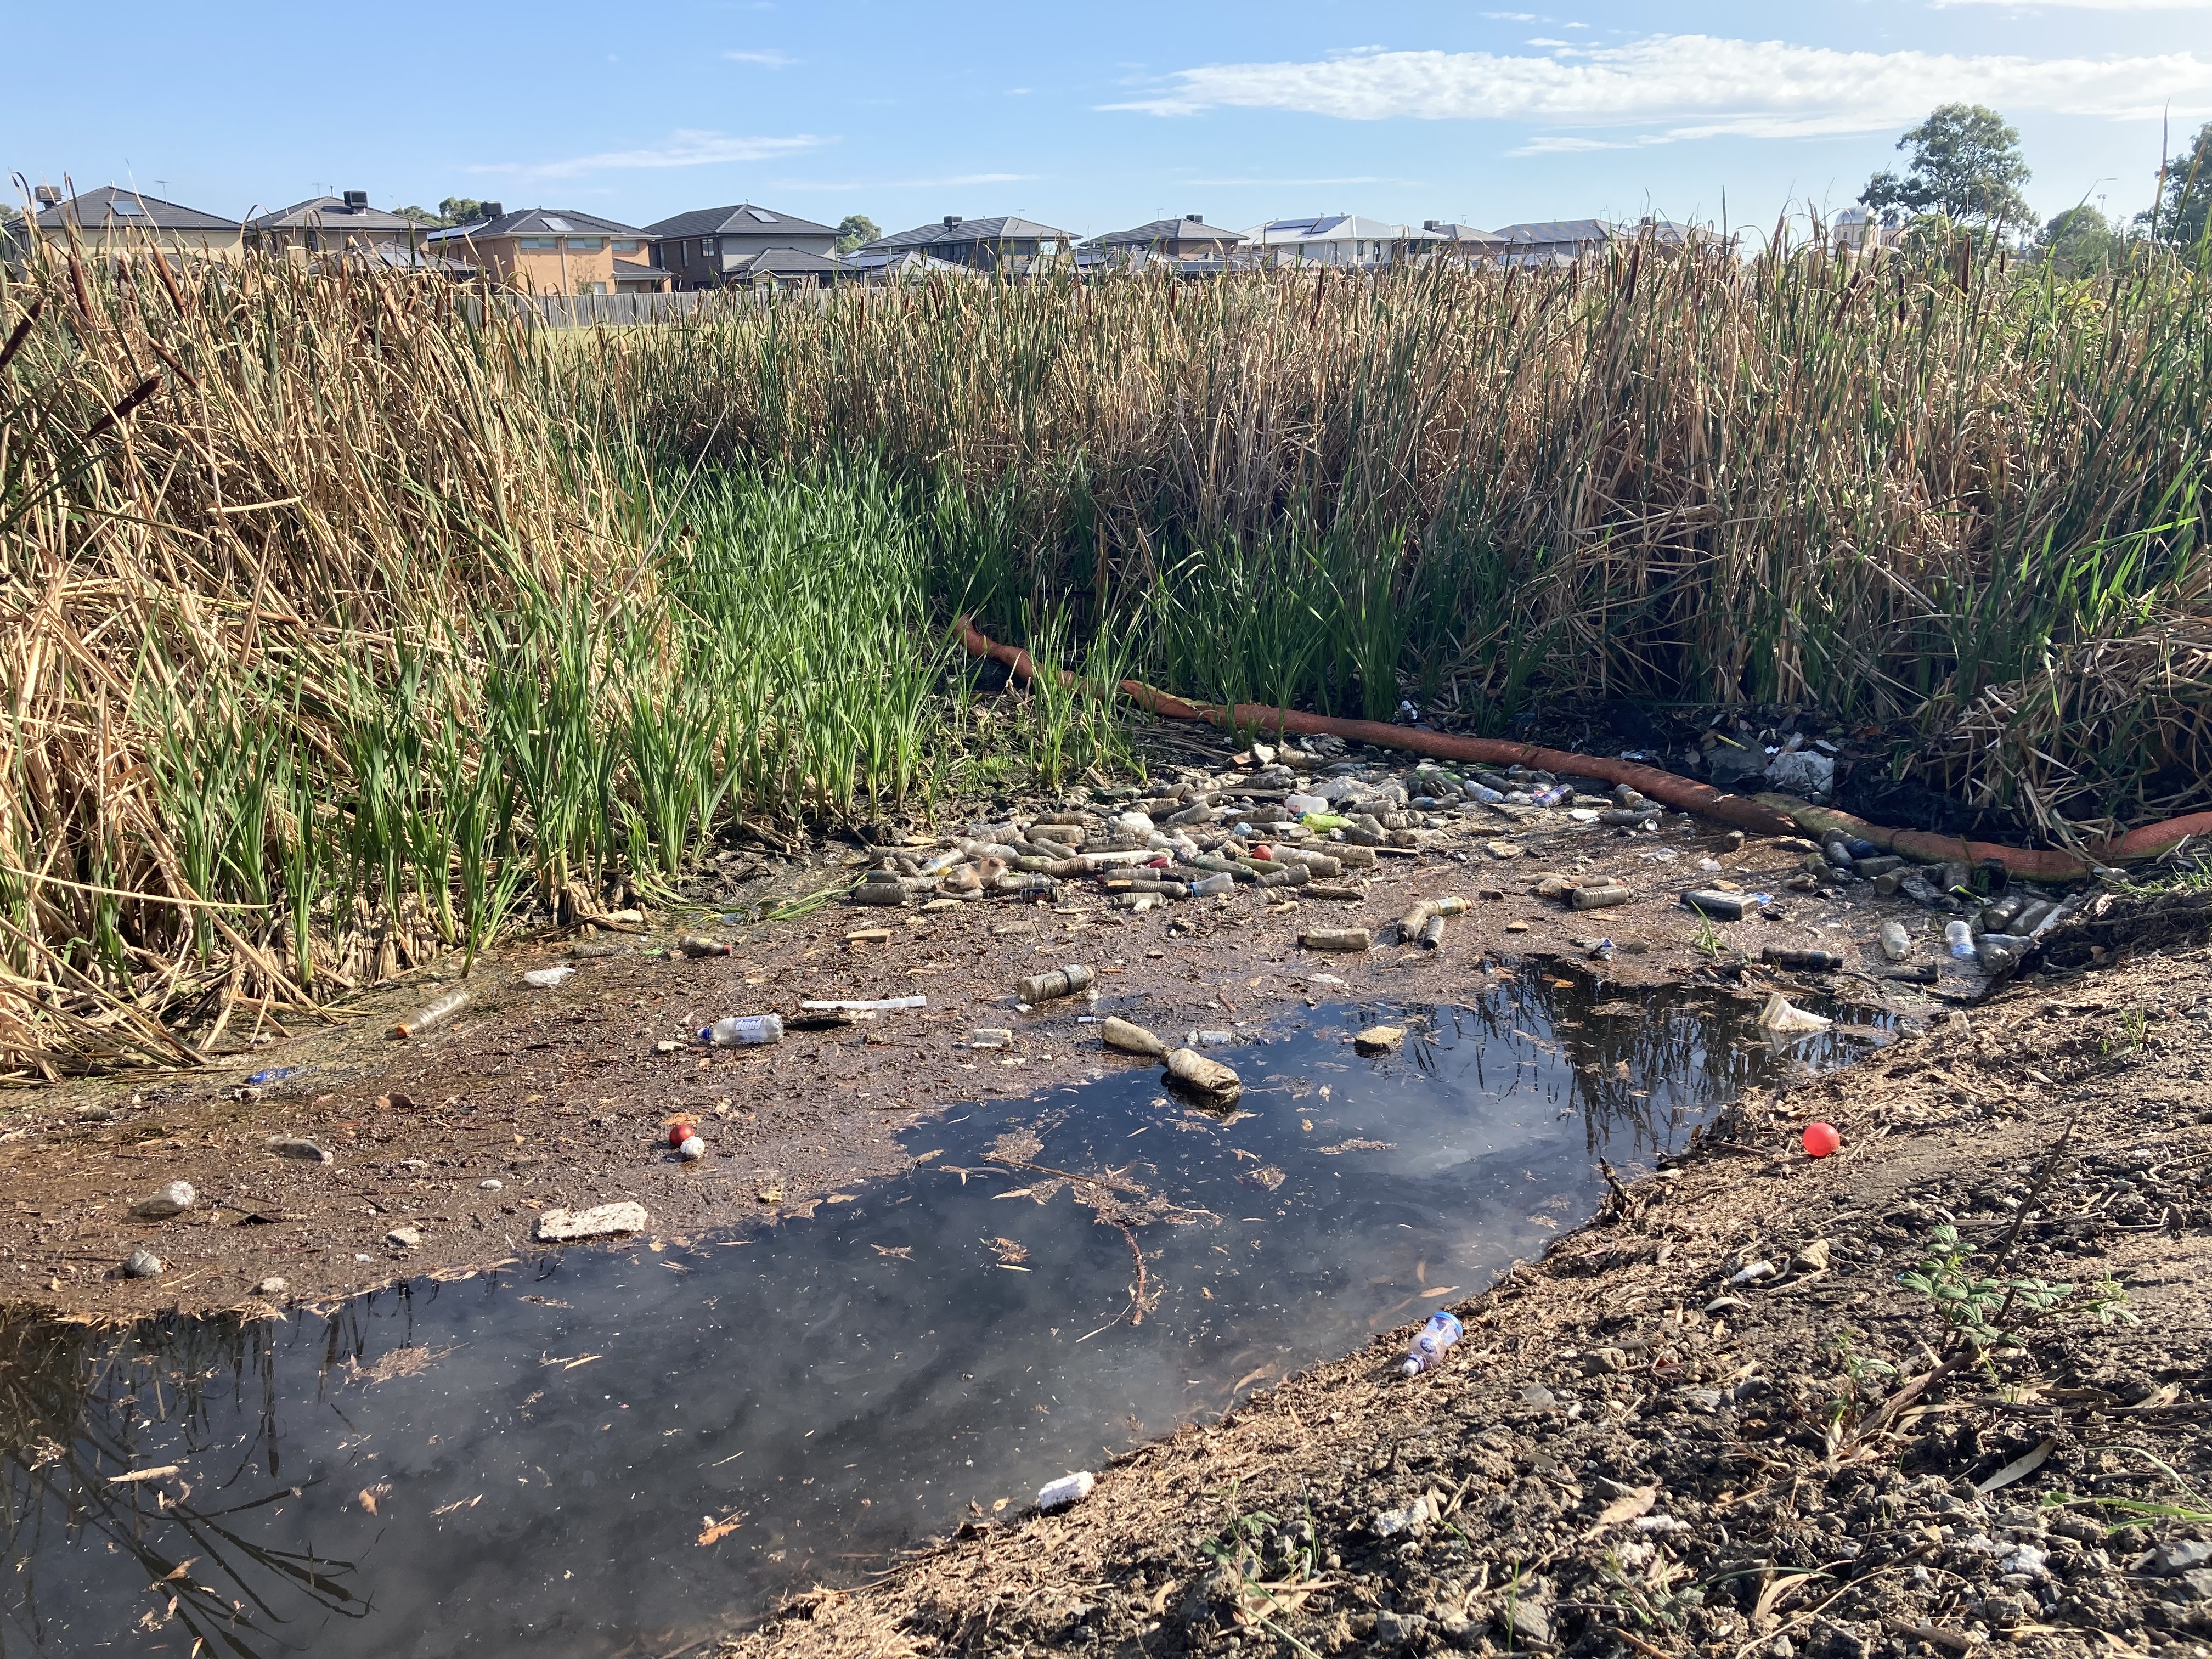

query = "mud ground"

[
  {"left": 721, "top": 935, "right": 2212, "bottom": 1659},
  {"left": 0, "top": 732, "right": 2013, "bottom": 1324}
]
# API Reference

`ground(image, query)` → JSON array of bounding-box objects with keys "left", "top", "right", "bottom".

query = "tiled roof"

[
  {"left": 640, "top": 203, "right": 838, "bottom": 239},
  {"left": 34, "top": 185, "right": 238, "bottom": 232}
]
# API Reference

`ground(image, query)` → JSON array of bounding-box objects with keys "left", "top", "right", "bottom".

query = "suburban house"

[
  {"left": 642, "top": 203, "right": 840, "bottom": 289},
  {"left": 1236, "top": 216, "right": 1444, "bottom": 268},
  {"left": 30, "top": 185, "right": 242, "bottom": 261},
  {"left": 1487, "top": 219, "right": 1615, "bottom": 267},
  {"left": 858, "top": 216, "right": 1075, "bottom": 274},
  {"left": 244, "top": 193, "right": 416, "bottom": 261},
  {"left": 1079, "top": 214, "right": 1243, "bottom": 273},
  {"left": 1830, "top": 207, "right": 1901, "bottom": 256},
  {"left": 613, "top": 257, "right": 670, "bottom": 294},
  {"left": 836, "top": 246, "right": 977, "bottom": 282},
  {"left": 1421, "top": 221, "right": 1510, "bottom": 263},
  {"left": 424, "top": 206, "right": 649, "bottom": 294}
]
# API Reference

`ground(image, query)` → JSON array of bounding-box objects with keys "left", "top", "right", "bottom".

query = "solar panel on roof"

[
  {"left": 543, "top": 217, "right": 572, "bottom": 232},
  {"left": 110, "top": 199, "right": 145, "bottom": 215},
  {"left": 746, "top": 208, "right": 777, "bottom": 223}
]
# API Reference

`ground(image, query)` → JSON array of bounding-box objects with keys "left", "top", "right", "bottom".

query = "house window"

[
  {"left": 1040, "top": 239, "right": 1057, "bottom": 254},
  {"left": 564, "top": 238, "right": 605, "bottom": 252},
  {"left": 700, "top": 238, "right": 718, "bottom": 258},
  {"left": 517, "top": 237, "right": 559, "bottom": 250},
  {"left": 612, "top": 239, "right": 641, "bottom": 253},
  {"left": 579, "top": 281, "right": 606, "bottom": 295}
]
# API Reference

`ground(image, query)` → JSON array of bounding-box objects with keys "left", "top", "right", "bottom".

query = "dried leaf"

[
  {"left": 697, "top": 1513, "right": 743, "bottom": 1546},
  {"left": 1973, "top": 1436, "right": 2055, "bottom": 1494},
  {"left": 1584, "top": 1483, "right": 1658, "bottom": 1535}
]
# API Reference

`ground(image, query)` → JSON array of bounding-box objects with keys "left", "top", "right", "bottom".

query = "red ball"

[
  {"left": 1802, "top": 1122, "right": 1842, "bottom": 1159},
  {"left": 668, "top": 1122, "right": 696, "bottom": 1148}
]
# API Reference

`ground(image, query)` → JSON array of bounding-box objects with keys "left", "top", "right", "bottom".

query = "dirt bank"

[
  {"left": 1, "top": 733, "right": 2025, "bottom": 1323},
  {"left": 716, "top": 925, "right": 2212, "bottom": 1659}
]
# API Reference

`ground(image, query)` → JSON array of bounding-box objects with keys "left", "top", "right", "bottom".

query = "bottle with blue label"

[{"left": 1400, "top": 1309, "right": 1464, "bottom": 1376}]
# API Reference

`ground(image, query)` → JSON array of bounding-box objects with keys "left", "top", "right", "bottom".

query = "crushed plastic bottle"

[
  {"left": 1400, "top": 1309, "right": 1464, "bottom": 1377},
  {"left": 700, "top": 1014, "right": 785, "bottom": 1047},
  {"left": 1468, "top": 783, "right": 1505, "bottom": 804},
  {"left": 1943, "top": 919, "right": 1976, "bottom": 960}
]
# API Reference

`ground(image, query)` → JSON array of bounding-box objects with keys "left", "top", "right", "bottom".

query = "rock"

[
  {"left": 2148, "top": 1541, "right": 2212, "bottom": 1576},
  {"left": 1353, "top": 1025, "right": 1406, "bottom": 1054},
  {"left": 265, "top": 1136, "right": 334, "bottom": 1163},
  {"left": 479, "top": 1178, "right": 503, "bottom": 1191},
  {"left": 1520, "top": 1384, "right": 1557, "bottom": 1408},
  {"left": 385, "top": 1226, "right": 422, "bottom": 1249},
  {"left": 1374, "top": 1611, "right": 1431, "bottom": 1647},
  {"left": 533, "top": 1201, "right": 650, "bottom": 1243},
  {"left": 130, "top": 1180, "right": 196, "bottom": 1219},
  {"left": 252, "top": 1276, "right": 290, "bottom": 1297},
  {"left": 678, "top": 1136, "right": 706, "bottom": 1161},
  {"left": 1100, "top": 1017, "right": 1167, "bottom": 1058},
  {"left": 122, "top": 1249, "right": 163, "bottom": 1278},
  {"left": 1177, "top": 1565, "right": 1241, "bottom": 1628},
  {"left": 1373, "top": 1492, "right": 1438, "bottom": 1537},
  {"left": 2169, "top": 1568, "right": 2212, "bottom": 1602},
  {"left": 1792, "top": 1238, "right": 1833, "bottom": 1272},
  {"left": 1499, "top": 1596, "right": 1552, "bottom": 1648}
]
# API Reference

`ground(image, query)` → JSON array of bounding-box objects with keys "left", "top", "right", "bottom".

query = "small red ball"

[
  {"left": 668, "top": 1122, "right": 696, "bottom": 1148},
  {"left": 1803, "top": 1122, "right": 1842, "bottom": 1159}
]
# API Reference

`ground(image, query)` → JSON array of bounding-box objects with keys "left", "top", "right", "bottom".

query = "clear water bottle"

[
  {"left": 1469, "top": 783, "right": 1504, "bottom": 804},
  {"left": 701, "top": 1014, "right": 784, "bottom": 1047},
  {"left": 1400, "top": 1309, "right": 1464, "bottom": 1376},
  {"left": 1943, "top": 919, "right": 1975, "bottom": 960},
  {"left": 1878, "top": 920, "right": 1910, "bottom": 962}
]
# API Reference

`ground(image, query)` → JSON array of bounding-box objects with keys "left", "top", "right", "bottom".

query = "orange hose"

[{"left": 956, "top": 616, "right": 2200, "bottom": 882}]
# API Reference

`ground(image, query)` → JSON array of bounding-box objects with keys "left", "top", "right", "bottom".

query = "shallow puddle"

[{"left": 0, "top": 977, "right": 1885, "bottom": 1656}]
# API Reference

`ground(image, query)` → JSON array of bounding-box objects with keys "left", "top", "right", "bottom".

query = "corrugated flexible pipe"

[{"left": 957, "top": 617, "right": 2210, "bottom": 882}]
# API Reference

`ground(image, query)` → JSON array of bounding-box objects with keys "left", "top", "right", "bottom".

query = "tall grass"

[
  {"left": 597, "top": 236, "right": 2212, "bottom": 835},
  {"left": 0, "top": 248, "right": 1040, "bottom": 1078},
  {"left": 12, "top": 229, "right": 2212, "bottom": 1077}
]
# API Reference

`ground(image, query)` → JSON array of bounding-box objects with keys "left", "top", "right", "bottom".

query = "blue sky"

[{"left": 10, "top": 2, "right": 2210, "bottom": 237}]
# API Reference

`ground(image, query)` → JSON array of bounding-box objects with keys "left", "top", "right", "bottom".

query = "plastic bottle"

[
  {"left": 1400, "top": 1309, "right": 1464, "bottom": 1376},
  {"left": 1469, "top": 783, "right": 1505, "bottom": 804},
  {"left": 701, "top": 1014, "right": 784, "bottom": 1047},
  {"left": 1877, "top": 920, "right": 1910, "bottom": 962},
  {"left": 1943, "top": 919, "right": 1975, "bottom": 960}
]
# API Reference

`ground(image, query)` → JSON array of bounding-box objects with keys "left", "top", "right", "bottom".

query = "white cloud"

[
  {"left": 1105, "top": 36, "right": 2212, "bottom": 144},
  {"left": 471, "top": 131, "right": 825, "bottom": 180},
  {"left": 723, "top": 49, "right": 795, "bottom": 66}
]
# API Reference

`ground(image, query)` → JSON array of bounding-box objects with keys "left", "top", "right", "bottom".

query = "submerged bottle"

[
  {"left": 1400, "top": 1309, "right": 1465, "bottom": 1377},
  {"left": 701, "top": 1014, "right": 785, "bottom": 1047},
  {"left": 1943, "top": 919, "right": 1975, "bottom": 960}
]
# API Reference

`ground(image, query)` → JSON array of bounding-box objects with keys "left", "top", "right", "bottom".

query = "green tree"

[
  {"left": 2142, "top": 120, "right": 2212, "bottom": 250},
  {"left": 393, "top": 199, "right": 486, "bottom": 227},
  {"left": 1863, "top": 103, "right": 2034, "bottom": 232},
  {"left": 2036, "top": 205, "right": 2125, "bottom": 277},
  {"left": 834, "top": 213, "right": 880, "bottom": 253}
]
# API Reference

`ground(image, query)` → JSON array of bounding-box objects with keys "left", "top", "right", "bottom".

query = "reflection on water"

[{"left": 0, "top": 977, "right": 1885, "bottom": 1657}]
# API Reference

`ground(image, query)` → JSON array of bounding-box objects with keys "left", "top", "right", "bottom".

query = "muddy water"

[{"left": 0, "top": 978, "right": 1884, "bottom": 1657}]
